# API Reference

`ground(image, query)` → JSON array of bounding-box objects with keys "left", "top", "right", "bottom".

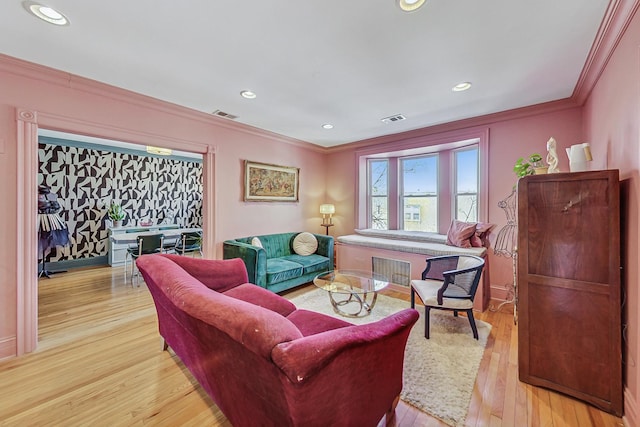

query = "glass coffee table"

[{"left": 313, "top": 270, "right": 390, "bottom": 318}]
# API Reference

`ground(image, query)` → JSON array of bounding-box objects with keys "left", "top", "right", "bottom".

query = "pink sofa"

[{"left": 136, "top": 254, "right": 418, "bottom": 427}]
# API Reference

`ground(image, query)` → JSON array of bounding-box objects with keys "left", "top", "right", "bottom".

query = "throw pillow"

[
  {"left": 292, "top": 232, "right": 318, "bottom": 256},
  {"left": 251, "top": 236, "right": 263, "bottom": 248},
  {"left": 446, "top": 220, "right": 477, "bottom": 248},
  {"left": 471, "top": 222, "right": 496, "bottom": 247}
]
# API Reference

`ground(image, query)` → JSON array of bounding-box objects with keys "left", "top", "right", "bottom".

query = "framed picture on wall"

[{"left": 244, "top": 160, "right": 299, "bottom": 202}]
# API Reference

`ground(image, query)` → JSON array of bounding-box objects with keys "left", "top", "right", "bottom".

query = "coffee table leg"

[{"left": 328, "top": 291, "right": 379, "bottom": 318}]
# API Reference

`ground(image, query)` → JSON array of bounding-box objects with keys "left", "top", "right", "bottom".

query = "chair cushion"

[{"left": 411, "top": 279, "right": 474, "bottom": 310}]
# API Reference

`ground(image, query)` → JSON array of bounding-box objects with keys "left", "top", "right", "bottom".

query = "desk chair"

[
  {"left": 410, "top": 255, "right": 485, "bottom": 339},
  {"left": 125, "top": 233, "right": 164, "bottom": 285},
  {"left": 173, "top": 231, "right": 203, "bottom": 256}
]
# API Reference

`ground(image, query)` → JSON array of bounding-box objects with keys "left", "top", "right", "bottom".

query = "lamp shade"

[{"left": 319, "top": 204, "right": 335, "bottom": 215}]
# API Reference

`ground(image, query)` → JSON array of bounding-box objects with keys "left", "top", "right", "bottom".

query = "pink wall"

[
  {"left": 0, "top": 56, "right": 328, "bottom": 360},
  {"left": 583, "top": 7, "right": 640, "bottom": 424}
]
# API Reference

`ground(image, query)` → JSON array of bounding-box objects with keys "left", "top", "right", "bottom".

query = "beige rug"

[{"left": 290, "top": 289, "right": 491, "bottom": 427}]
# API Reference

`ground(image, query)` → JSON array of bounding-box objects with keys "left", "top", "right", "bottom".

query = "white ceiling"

[{"left": 0, "top": 1, "right": 610, "bottom": 147}]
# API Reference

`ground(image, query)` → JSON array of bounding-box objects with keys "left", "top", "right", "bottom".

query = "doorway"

[{"left": 16, "top": 108, "right": 215, "bottom": 356}]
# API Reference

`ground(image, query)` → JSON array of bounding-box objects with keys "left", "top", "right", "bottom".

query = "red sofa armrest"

[{"left": 272, "top": 308, "right": 419, "bottom": 383}]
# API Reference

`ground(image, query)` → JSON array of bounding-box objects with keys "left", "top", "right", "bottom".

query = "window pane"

[
  {"left": 401, "top": 156, "right": 437, "bottom": 232},
  {"left": 456, "top": 195, "right": 478, "bottom": 222},
  {"left": 369, "top": 159, "right": 388, "bottom": 229},
  {"left": 455, "top": 148, "right": 478, "bottom": 222},
  {"left": 371, "top": 196, "right": 388, "bottom": 229}
]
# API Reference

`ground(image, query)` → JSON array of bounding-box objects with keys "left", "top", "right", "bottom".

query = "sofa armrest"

[
  {"left": 223, "top": 240, "right": 268, "bottom": 288},
  {"left": 314, "top": 234, "right": 334, "bottom": 260},
  {"left": 272, "top": 308, "right": 418, "bottom": 383}
]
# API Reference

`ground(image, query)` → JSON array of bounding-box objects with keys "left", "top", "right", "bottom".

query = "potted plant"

[
  {"left": 513, "top": 157, "right": 534, "bottom": 178},
  {"left": 107, "top": 202, "right": 126, "bottom": 227},
  {"left": 528, "top": 153, "right": 548, "bottom": 174},
  {"left": 514, "top": 154, "right": 547, "bottom": 178}
]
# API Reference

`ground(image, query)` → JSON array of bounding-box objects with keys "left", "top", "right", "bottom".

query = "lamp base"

[{"left": 321, "top": 224, "right": 334, "bottom": 235}]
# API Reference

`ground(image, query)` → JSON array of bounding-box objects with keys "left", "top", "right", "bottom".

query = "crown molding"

[
  {"left": 0, "top": 54, "right": 323, "bottom": 153},
  {"left": 572, "top": 0, "right": 640, "bottom": 105},
  {"left": 327, "top": 98, "right": 580, "bottom": 154}
]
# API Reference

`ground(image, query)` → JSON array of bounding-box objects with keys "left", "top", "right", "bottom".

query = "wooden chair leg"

[
  {"left": 467, "top": 309, "right": 479, "bottom": 340},
  {"left": 410, "top": 288, "right": 416, "bottom": 308},
  {"left": 454, "top": 310, "right": 459, "bottom": 317},
  {"left": 425, "top": 307, "right": 431, "bottom": 339},
  {"left": 385, "top": 395, "right": 400, "bottom": 425}
]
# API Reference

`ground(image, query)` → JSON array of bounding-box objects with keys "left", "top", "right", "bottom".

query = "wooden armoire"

[{"left": 517, "top": 169, "right": 622, "bottom": 416}]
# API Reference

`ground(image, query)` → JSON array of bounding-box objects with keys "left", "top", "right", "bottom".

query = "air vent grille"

[
  {"left": 211, "top": 110, "right": 238, "bottom": 120},
  {"left": 381, "top": 114, "right": 406, "bottom": 124}
]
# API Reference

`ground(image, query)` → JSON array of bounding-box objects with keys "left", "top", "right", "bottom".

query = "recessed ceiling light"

[
  {"left": 240, "top": 90, "right": 256, "bottom": 99},
  {"left": 397, "top": 0, "right": 426, "bottom": 12},
  {"left": 452, "top": 82, "right": 472, "bottom": 92},
  {"left": 322, "top": 124, "right": 334, "bottom": 130},
  {"left": 22, "top": 1, "right": 69, "bottom": 26}
]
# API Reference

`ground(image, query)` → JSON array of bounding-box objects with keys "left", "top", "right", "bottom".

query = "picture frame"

[{"left": 244, "top": 160, "right": 299, "bottom": 202}]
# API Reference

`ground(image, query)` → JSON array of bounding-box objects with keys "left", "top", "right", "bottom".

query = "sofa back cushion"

[{"left": 160, "top": 254, "right": 248, "bottom": 293}]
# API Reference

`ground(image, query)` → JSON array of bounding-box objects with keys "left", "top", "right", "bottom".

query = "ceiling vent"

[
  {"left": 381, "top": 114, "right": 406, "bottom": 124},
  {"left": 211, "top": 110, "right": 238, "bottom": 120}
]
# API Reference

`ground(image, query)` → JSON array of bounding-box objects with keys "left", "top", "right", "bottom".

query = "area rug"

[{"left": 290, "top": 289, "right": 491, "bottom": 427}]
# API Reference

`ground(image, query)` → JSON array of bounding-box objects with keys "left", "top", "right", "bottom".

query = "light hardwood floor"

[{"left": 0, "top": 265, "right": 625, "bottom": 426}]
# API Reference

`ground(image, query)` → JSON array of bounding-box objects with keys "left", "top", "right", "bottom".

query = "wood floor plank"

[{"left": 0, "top": 265, "right": 626, "bottom": 427}]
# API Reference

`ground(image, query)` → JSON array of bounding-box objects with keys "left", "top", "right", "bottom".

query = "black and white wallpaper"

[{"left": 38, "top": 142, "right": 203, "bottom": 262}]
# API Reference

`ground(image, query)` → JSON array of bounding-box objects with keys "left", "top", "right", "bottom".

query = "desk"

[{"left": 108, "top": 226, "right": 202, "bottom": 266}]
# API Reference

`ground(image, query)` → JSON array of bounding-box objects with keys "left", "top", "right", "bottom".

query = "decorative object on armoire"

[
  {"left": 528, "top": 153, "right": 548, "bottom": 174},
  {"left": 107, "top": 201, "right": 125, "bottom": 227},
  {"left": 565, "top": 142, "right": 593, "bottom": 172},
  {"left": 491, "top": 188, "right": 518, "bottom": 322},
  {"left": 517, "top": 170, "right": 622, "bottom": 416},
  {"left": 546, "top": 137, "right": 560, "bottom": 173},
  {"left": 38, "top": 185, "right": 70, "bottom": 278}
]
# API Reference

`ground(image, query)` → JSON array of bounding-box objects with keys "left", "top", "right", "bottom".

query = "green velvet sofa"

[{"left": 223, "top": 232, "right": 334, "bottom": 293}]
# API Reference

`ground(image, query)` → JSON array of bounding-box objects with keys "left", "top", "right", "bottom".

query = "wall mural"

[{"left": 38, "top": 142, "right": 203, "bottom": 262}]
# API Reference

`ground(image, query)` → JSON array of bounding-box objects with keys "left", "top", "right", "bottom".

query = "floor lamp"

[{"left": 320, "top": 204, "right": 335, "bottom": 235}]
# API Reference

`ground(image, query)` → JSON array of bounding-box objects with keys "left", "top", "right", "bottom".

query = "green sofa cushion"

[
  {"left": 280, "top": 254, "right": 331, "bottom": 275},
  {"left": 266, "top": 258, "right": 303, "bottom": 286}
]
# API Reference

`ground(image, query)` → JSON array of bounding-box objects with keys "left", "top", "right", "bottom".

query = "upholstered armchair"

[{"left": 410, "top": 255, "right": 485, "bottom": 339}]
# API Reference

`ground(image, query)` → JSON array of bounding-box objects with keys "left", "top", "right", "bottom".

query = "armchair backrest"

[
  {"left": 422, "top": 254, "right": 485, "bottom": 299},
  {"left": 452, "top": 255, "right": 484, "bottom": 295}
]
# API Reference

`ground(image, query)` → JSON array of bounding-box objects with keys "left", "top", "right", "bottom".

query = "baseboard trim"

[
  {"left": 44, "top": 256, "right": 108, "bottom": 272},
  {"left": 623, "top": 387, "right": 637, "bottom": 427},
  {"left": 0, "top": 336, "right": 16, "bottom": 361},
  {"left": 490, "top": 284, "right": 512, "bottom": 301}
]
